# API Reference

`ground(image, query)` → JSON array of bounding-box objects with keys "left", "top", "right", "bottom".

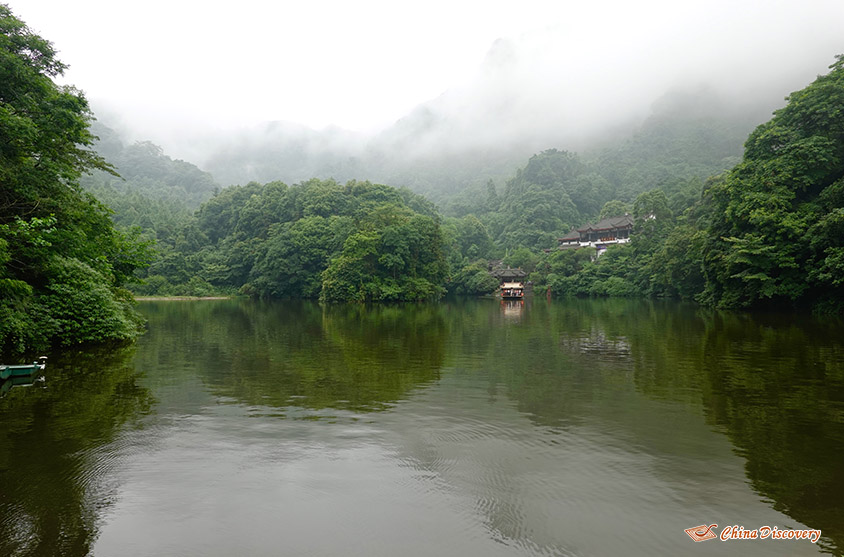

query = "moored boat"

[
  {"left": 0, "top": 356, "right": 47, "bottom": 381},
  {"left": 500, "top": 281, "right": 524, "bottom": 299}
]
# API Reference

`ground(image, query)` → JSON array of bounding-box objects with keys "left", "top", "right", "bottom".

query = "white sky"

[
  {"left": 9, "top": 0, "right": 844, "bottom": 141},
  {"left": 13, "top": 0, "right": 557, "bottom": 132}
]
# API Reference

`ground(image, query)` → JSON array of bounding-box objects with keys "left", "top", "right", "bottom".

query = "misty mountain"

[
  {"left": 584, "top": 86, "right": 768, "bottom": 196},
  {"left": 80, "top": 122, "right": 220, "bottom": 244},
  {"left": 85, "top": 72, "right": 772, "bottom": 240},
  {"left": 202, "top": 121, "right": 366, "bottom": 188},
  {"left": 84, "top": 24, "right": 833, "bottom": 231},
  {"left": 193, "top": 85, "right": 766, "bottom": 210},
  {"left": 186, "top": 31, "right": 788, "bottom": 209},
  {"left": 90, "top": 22, "right": 834, "bottom": 212},
  {"left": 193, "top": 37, "right": 579, "bottom": 193},
  {"left": 84, "top": 121, "right": 219, "bottom": 209}
]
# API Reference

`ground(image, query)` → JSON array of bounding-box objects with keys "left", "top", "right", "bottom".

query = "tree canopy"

[
  {"left": 131, "top": 178, "right": 450, "bottom": 302},
  {"left": 702, "top": 55, "right": 844, "bottom": 309}
]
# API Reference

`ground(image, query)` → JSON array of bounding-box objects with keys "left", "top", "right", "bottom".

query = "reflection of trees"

[
  {"left": 0, "top": 347, "right": 153, "bottom": 556},
  {"left": 102, "top": 299, "right": 844, "bottom": 554},
  {"left": 392, "top": 298, "right": 726, "bottom": 556},
  {"left": 697, "top": 312, "right": 844, "bottom": 553},
  {"left": 446, "top": 298, "right": 646, "bottom": 428},
  {"left": 138, "top": 300, "right": 447, "bottom": 412},
  {"left": 624, "top": 306, "right": 844, "bottom": 552},
  {"left": 449, "top": 298, "right": 844, "bottom": 553}
]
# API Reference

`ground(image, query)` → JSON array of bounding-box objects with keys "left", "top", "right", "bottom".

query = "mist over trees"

[
  {"left": 78, "top": 121, "right": 220, "bottom": 253},
  {"left": 527, "top": 55, "right": 844, "bottom": 311},
  {"left": 146, "top": 83, "right": 764, "bottom": 219},
  {"left": 84, "top": 53, "right": 844, "bottom": 316},
  {"left": 83, "top": 121, "right": 219, "bottom": 211},
  {"left": 703, "top": 55, "right": 844, "bottom": 311},
  {"left": 92, "top": 8, "right": 840, "bottom": 193}
]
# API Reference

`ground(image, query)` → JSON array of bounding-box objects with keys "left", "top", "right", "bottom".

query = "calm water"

[{"left": 2, "top": 298, "right": 844, "bottom": 556}]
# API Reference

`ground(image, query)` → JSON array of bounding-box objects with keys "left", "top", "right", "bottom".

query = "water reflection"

[
  {"left": 2, "top": 298, "right": 843, "bottom": 556},
  {"left": 0, "top": 346, "right": 152, "bottom": 556},
  {"left": 138, "top": 300, "right": 446, "bottom": 412},
  {"left": 0, "top": 375, "right": 45, "bottom": 398},
  {"left": 697, "top": 311, "right": 844, "bottom": 553},
  {"left": 574, "top": 302, "right": 844, "bottom": 552},
  {"left": 434, "top": 298, "right": 844, "bottom": 553},
  {"left": 500, "top": 299, "right": 524, "bottom": 322}
]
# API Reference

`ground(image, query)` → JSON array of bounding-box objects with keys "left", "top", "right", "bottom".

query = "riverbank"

[{"left": 134, "top": 296, "right": 232, "bottom": 301}]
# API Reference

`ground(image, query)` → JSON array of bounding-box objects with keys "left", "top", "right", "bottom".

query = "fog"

[{"left": 13, "top": 0, "right": 844, "bottom": 184}]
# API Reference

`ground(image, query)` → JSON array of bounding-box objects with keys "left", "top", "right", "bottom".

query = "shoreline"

[{"left": 134, "top": 296, "right": 232, "bottom": 301}]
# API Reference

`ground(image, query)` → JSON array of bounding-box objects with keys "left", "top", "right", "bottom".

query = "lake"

[{"left": 1, "top": 298, "right": 843, "bottom": 556}]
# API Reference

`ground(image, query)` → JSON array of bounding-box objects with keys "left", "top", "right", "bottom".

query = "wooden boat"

[
  {"left": 0, "top": 356, "right": 47, "bottom": 381},
  {"left": 500, "top": 281, "right": 525, "bottom": 300}
]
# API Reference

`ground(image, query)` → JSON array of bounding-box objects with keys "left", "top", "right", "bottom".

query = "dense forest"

[
  {"left": 133, "top": 178, "right": 453, "bottom": 302},
  {"left": 2, "top": 2, "right": 844, "bottom": 355}
]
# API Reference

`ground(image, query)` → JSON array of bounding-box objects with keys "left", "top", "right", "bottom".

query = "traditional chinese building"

[
  {"left": 556, "top": 214, "right": 634, "bottom": 256},
  {"left": 490, "top": 266, "right": 528, "bottom": 283},
  {"left": 489, "top": 266, "right": 527, "bottom": 299}
]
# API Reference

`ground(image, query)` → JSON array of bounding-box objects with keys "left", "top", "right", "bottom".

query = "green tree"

[
  {"left": 320, "top": 208, "right": 448, "bottom": 303},
  {"left": 633, "top": 190, "right": 673, "bottom": 240},
  {"left": 497, "top": 150, "right": 585, "bottom": 250},
  {"left": 0, "top": 6, "right": 109, "bottom": 218},
  {"left": 447, "top": 263, "right": 499, "bottom": 295},
  {"left": 598, "top": 200, "right": 631, "bottom": 220},
  {"left": 455, "top": 215, "right": 493, "bottom": 260},
  {"left": 503, "top": 247, "right": 540, "bottom": 274}
]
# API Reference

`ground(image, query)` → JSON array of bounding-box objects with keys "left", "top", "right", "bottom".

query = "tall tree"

[
  {"left": 0, "top": 5, "right": 150, "bottom": 353},
  {"left": 0, "top": 5, "right": 109, "bottom": 217}
]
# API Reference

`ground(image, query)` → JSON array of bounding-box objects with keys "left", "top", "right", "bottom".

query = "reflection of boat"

[
  {"left": 501, "top": 299, "right": 524, "bottom": 320},
  {"left": 500, "top": 281, "right": 524, "bottom": 300},
  {"left": 0, "top": 374, "right": 43, "bottom": 397},
  {"left": 0, "top": 356, "right": 47, "bottom": 381}
]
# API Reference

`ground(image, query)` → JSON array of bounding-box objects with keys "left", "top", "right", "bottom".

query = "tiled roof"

[
  {"left": 577, "top": 214, "right": 633, "bottom": 233},
  {"left": 492, "top": 267, "right": 527, "bottom": 279}
]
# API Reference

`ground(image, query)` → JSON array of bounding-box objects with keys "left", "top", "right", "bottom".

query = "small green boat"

[{"left": 0, "top": 356, "right": 47, "bottom": 381}]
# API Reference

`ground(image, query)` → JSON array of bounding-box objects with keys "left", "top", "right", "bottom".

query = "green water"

[{"left": 1, "top": 298, "right": 843, "bottom": 556}]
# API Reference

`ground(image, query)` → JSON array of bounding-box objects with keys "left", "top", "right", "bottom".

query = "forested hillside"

[
  {"left": 5, "top": 0, "right": 839, "bottom": 337},
  {"left": 83, "top": 121, "right": 218, "bottom": 210},
  {"left": 91, "top": 84, "right": 762, "bottom": 301},
  {"left": 99, "top": 55, "right": 844, "bottom": 315},
  {"left": 703, "top": 55, "right": 844, "bottom": 310}
]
